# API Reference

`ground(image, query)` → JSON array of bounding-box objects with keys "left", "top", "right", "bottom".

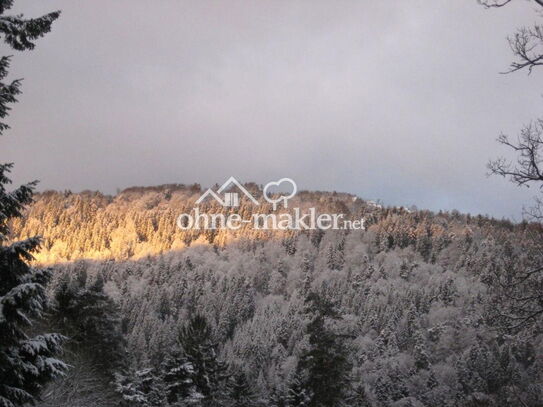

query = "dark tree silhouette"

[
  {"left": 479, "top": 0, "right": 543, "bottom": 74},
  {"left": 482, "top": 0, "right": 543, "bottom": 334},
  {"left": 289, "top": 292, "right": 351, "bottom": 407},
  {"left": 183, "top": 315, "right": 229, "bottom": 399},
  {"left": 488, "top": 120, "right": 543, "bottom": 219},
  {"left": 53, "top": 272, "right": 124, "bottom": 372},
  {"left": 0, "top": 2, "right": 63, "bottom": 406}
]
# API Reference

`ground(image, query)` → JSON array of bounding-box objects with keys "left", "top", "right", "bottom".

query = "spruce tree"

[
  {"left": 269, "top": 386, "right": 288, "bottom": 407},
  {"left": 346, "top": 382, "right": 370, "bottom": 407},
  {"left": 172, "top": 314, "right": 230, "bottom": 406},
  {"left": 292, "top": 292, "right": 351, "bottom": 407},
  {"left": 0, "top": 2, "right": 64, "bottom": 406},
  {"left": 413, "top": 329, "right": 430, "bottom": 371},
  {"left": 115, "top": 367, "right": 165, "bottom": 407},
  {"left": 53, "top": 272, "right": 124, "bottom": 372},
  {"left": 228, "top": 370, "right": 256, "bottom": 407},
  {"left": 286, "top": 372, "right": 312, "bottom": 407},
  {"left": 162, "top": 349, "right": 201, "bottom": 405}
]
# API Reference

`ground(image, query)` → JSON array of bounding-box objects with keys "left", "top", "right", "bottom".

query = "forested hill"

[
  {"left": 12, "top": 184, "right": 377, "bottom": 263},
  {"left": 12, "top": 185, "right": 543, "bottom": 406},
  {"left": 10, "top": 183, "right": 528, "bottom": 264}
]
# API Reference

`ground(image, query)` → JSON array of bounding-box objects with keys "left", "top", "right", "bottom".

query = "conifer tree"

[
  {"left": 291, "top": 292, "right": 351, "bottom": 407},
  {"left": 346, "top": 382, "right": 370, "bottom": 407},
  {"left": 53, "top": 272, "right": 124, "bottom": 372},
  {"left": 0, "top": 2, "right": 64, "bottom": 406},
  {"left": 115, "top": 367, "right": 165, "bottom": 407},
  {"left": 413, "top": 329, "right": 430, "bottom": 371},
  {"left": 269, "top": 386, "right": 288, "bottom": 407},
  {"left": 286, "top": 372, "right": 312, "bottom": 407},
  {"left": 162, "top": 349, "right": 201, "bottom": 405},
  {"left": 228, "top": 370, "right": 256, "bottom": 407},
  {"left": 175, "top": 314, "right": 230, "bottom": 406}
]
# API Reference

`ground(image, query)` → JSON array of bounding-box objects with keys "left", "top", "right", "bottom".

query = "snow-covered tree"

[
  {"left": 228, "top": 370, "right": 256, "bottom": 407},
  {"left": 286, "top": 372, "right": 312, "bottom": 407},
  {"left": 162, "top": 350, "right": 201, "bottom": 405},
  {"left": 115, "top": 367, "right": 165, "bottom": 407},
  {"left": 53, "top": 271, "right": 124, "bottom": 372},
  {"left": 292, "top": 292, "right": 351, "bottom": 407},
  {"left": 174, "top": 315, "right": 230, "bottom": 405},
  {"left": 7, "top": 180, "right": 543, "bottom": 405},
  {"left": 0, "top": 2, "right": 64, "bottom": 406}
]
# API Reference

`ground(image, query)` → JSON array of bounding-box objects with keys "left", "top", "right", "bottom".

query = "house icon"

[{"left": 196, "top": 177, "right": 259, "bottom": 207}]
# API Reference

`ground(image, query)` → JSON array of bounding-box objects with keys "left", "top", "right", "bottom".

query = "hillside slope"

[{"left": 16, "top": 186, "right": 543, "bottom": 406}]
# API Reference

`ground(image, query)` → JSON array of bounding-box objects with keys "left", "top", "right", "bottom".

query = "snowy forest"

[
  {"left": 2, "top": 1, "right": 543, "bottom": 406},
  {"left": 7, "top": 186, "right": 543, "bottom": 406}
]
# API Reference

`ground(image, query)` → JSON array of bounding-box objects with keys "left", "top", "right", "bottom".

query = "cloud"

[{"left": 2, "top": 0, "right": 539, "bottom": 218}]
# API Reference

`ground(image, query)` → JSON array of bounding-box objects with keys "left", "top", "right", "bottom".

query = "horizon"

[
  {"left": 3, "top": 0, "right": 541, "bottom": 221},
  {"left": 33, "top": 180, "right": 522, "bottom": 222}
]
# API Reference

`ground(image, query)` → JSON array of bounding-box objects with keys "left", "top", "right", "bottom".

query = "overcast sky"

[{"left": 2, "top": 0, "right": 542, "bottom": 219}]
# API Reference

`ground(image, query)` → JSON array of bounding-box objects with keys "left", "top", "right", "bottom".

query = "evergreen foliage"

[
  {"left": 290, "top": 292, "right": 351, "bottom": 407},
  {"left": 228, "top": 370, "right": 256, "bottom": 407},
  {"left": 9, "top": 187, "right": 543, "bottom": 406},
  {"left": 0, "top": 2, "right": 63, "bottom": 406},
  {"left": 176, "top": 315, "right": 230, "bottom": 405},
  {"left": 115, "top": 367, "right": 165, "bottom": 407},
  {"left": 53, "top": 270, "right": 124, "bottom": 372},
  {"left": 162, "top": 348, "right": 201, "bottom": 405}
]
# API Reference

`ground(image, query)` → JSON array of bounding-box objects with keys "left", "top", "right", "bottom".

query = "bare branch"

[
  {"left": 479, "top": 1, "right": 543, "bottom": 73},
  {"left": 488, "top": 120, "right": 543, "bottom": 189},
  {"left": 523, "top": 195, "right": 543, "bottom": 219},
  {"left": 478, "top": 0, "right": 513, "bottom": 7},
  {"left": 502, "top": 25, "right": 543, "bottom": 74},
  {"left": 479, "top": 0, "right": 543, "bottom": 8}
]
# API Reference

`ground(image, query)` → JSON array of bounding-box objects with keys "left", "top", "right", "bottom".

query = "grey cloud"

[{"left": 2, "top": 0, "right": 540, "bottom": 219}]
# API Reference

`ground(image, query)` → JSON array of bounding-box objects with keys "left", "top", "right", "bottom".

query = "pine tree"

[
  {"left": 269, "top": 386, "right": 288, "bottom": 407},
  {"left": 413, "top": 329, "right": 430, "bottom": 371},
  {"left": 326, "top": 245, "right": 337, "bottom": 270},
  {"left": 292, "top": 293, "right": 351, "bottom": 407},
  {"left": 162, "top": 351, "right": 201, "bottom": 405},
  {"left": 0, "top": 2, "right": 64, "bottom": 406},
  {"left": 115, "top": 366, "right": 165, "bottom": 407},
  {"left": 286, "top": 372, "right": 312, "bottom": 407},
  {"left": 347, "top": 382, "right": 370, "bottom": 407},
  {"left": 300, "top": 254, "right": 313, "bottom": 296},
  {"left": 53, "top": 272, "right": 124, "bottom": 372},
  {"left": 399, "top": 260, "right": 410, "bottom": 280},
  {"left": 310, "top": 229, "right": 324, "bottom": 248},
  {"left": 228, "top": 370, "right": 256, "bottom": 407},
  {"left": 176, "top": 314, "right": 230, "bottom": 405}
]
